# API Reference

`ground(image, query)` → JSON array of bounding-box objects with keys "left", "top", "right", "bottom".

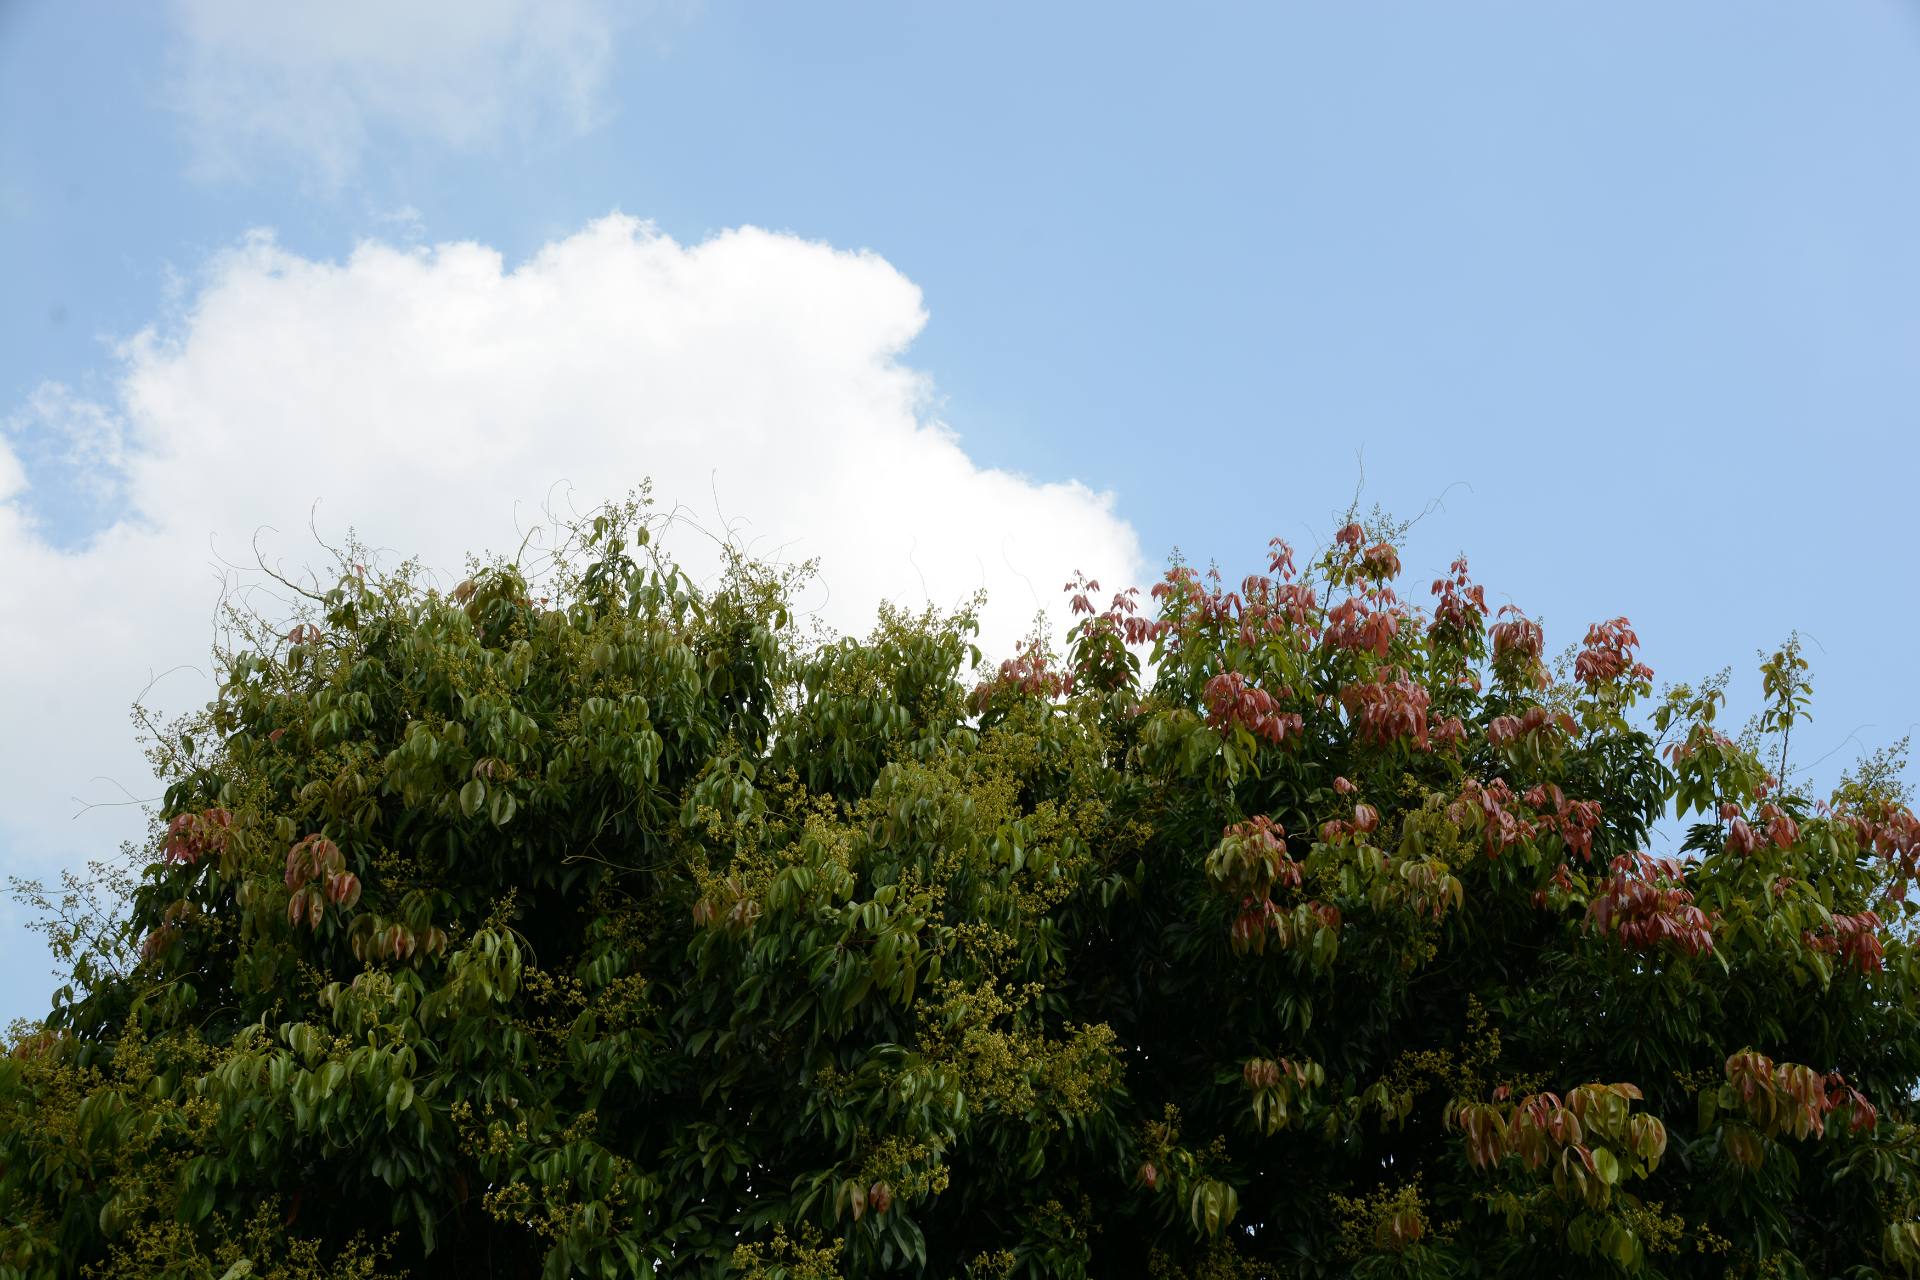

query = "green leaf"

[{"left": 1592, "top": 1146, "right": 1620, "bottom": 1185}]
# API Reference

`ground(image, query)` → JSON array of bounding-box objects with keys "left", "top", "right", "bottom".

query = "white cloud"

[
  {"left": 169, "top": 0, "right": 628, "bottom": 182},
  {"left": 0, "top": 215, "right": 1143, "bottom": 921},
  {"left": 6, "top": 383, "right": 129, "bottom": 507},
  {"left": 0, "top": 437, "right": 25, "bottom": 503}
]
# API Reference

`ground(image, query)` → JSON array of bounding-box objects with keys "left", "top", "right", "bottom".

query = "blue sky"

[{"left": 2, "top": 1, "right": 1918, "bottom": 1022}]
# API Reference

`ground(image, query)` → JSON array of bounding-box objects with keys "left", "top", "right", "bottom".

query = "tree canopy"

[{"left": 5, "top": 496, "right": 1919, "bottom": 1279}]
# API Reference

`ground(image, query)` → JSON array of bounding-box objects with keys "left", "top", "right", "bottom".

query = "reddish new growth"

[
  {"left": 1152, "top": 566, "right": 1243, "bottom": 628},
  {"left": 1575, "top": 617, "right": 1654, "bottom": 687},
  {"left": 1361, "top": 543, "right": 1402, "bottom": 581},
  {"left": 1205, "top": 672, "right": 1304, "bottom": 746},
  {"left": 352, "top": 920, "right": 449, "bottom": 965},
  {"left": 1429, "top": 557, "right": 1489, "bottom": 638},
  {"left": 162, "top": 807, "right": 232, "bottom": 865},
  {"left": 1488, "top": 706, "right": 1577, "bottom": 749},
  {"left": 1804, "top": 911, "right": 1885, "bottom": 974},
  {"left": 1490, "top": 606, "right": 1546, "bottom": 687},
  {"left": 1207, "top": 817, "right": 1341, "bottom": 954},
  {"left": 284, "top": 834, "right": 360, "bottom": 931},
  {"left": 1725, "top": 802, "right": 1801, "bottom": 857},
  {"left": 692, "top": 873, "right": 764, "bottom": 935},
  {"left": 1324, "top": 594, "right": 1401, "bottom": 659},
  {"left": 1236, "top": 574, "right": 1321, "bottom": 646},
  {"left": 1533, "top": 863, "right": 1575, "bottom": 910},
  {"left": 1453, "top": 1082, "right": 1663, "bottom": 1175},
  {"left": 1665, "top": 727, "right": 1737, "bottom": 766},
  {"left": 1490, "top": 606, "right": 1542, "bottom": 662},
  {"left": 1449, "top": 778, "right": 1538, "bottom": 858},
  {"left": 1587, "top": 853, "right": 1714, "bottom": 957},
  {"left": 1150, "top": 565, "right": 1202, "bottom": 614},
  {"left": 1268, "top": 537, "right": 1298, "bottom": 581},
  {"left": 1166, "top": 562, "right": 1327, "bottom": 652},
  {"left": 1066, "top": 571, "right": 1155, "bottom": 643},
  {"left": 1230, "top": 898, "right": 1283, "bottom": 952},
  {"left": 1242, "top": 1056, "right": 1318, "bottom": 1092},
  {"left": 1320, "top": 802, "right": 1382, "bottom": 845},
  {"left": 1523, "top": 784, "right": 1604, "bottom": 861},
  {"left": 1207, "top": 816, "right": 1301, "bottom": 896},
  {"left": 140, "top": 898, "right": 199, "bottom": 962},
  {"left": 1063, "top": 571, "right": 1153, "bottom": 690},
  {"left": 1340, "top": 670, "right": 1431, "bottom": 751},
  {"left": 1725, "top": 1051, "right": 1878, "bottom": 1140},
  {"left": 1225, "top": 893, "right": 1342, "bottom": 956},
  {"left": 970, "top": 639, "right": 1072, "bottom": 710},
  {"left": 1147, "top": 541, "right": 1332, "bottom": 658},
  {"left": 1845, "top": 803, "right": 1920, "bottom": 892},
  {"left": 1154, "top": 565, "right": 1265, "bottom": 652}
]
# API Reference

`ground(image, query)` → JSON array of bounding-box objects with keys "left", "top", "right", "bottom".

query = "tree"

[{"left": 4, "top": 495, "right": 1918, "bottom": 1279}]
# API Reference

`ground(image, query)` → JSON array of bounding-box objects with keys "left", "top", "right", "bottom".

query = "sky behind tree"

[{"left": 2, "top": 1, "right": 1917, "bottom": 1021}]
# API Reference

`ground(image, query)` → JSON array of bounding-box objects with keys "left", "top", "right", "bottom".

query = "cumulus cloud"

[
  {"left": 0, "top": 215, "right": 1144, "bottom": 920},
  {"left": 4, "top": 383, "right": 130, "bottom": 535},
  {"left": 169, "top": 0, "right": 629, "bottom": 182}
]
